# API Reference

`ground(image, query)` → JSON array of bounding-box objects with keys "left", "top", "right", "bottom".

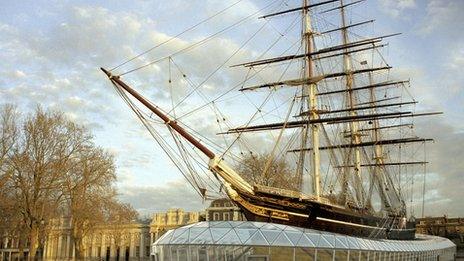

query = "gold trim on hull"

[{"left": 231, "top": 192, "right": 309, "bottom": 221}]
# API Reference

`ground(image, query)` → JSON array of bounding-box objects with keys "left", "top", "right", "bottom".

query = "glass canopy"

[{"left": 154, "top": 221, "right": 456, "bottom": 253}]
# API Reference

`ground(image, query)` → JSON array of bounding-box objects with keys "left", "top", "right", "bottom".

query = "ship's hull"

[{"left": 230, "top": 189, "right": 415, "bottom": 240}]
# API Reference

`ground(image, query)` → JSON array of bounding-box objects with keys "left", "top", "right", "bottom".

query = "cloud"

[
  {"left": 419, "top": 0, "right": 464, "bottom": 35},
  {"left": 117, "top": 180, "right": 209, "bottom": 217},
  {"left": 412, "top": 118, "right": 464, "bottom": 217},
  {"left": 379, "top": 0, "right": 416, "bottom": 18}
]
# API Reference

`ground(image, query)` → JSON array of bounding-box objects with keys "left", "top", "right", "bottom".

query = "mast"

[
  {"left": 303, "top": 0, "right": 321, "bottom": 200},
  {"left": 366, "top": 66, "right": 391, "bottom": 211},
  {"left": 100, "top": 68, "right": 255, "bottom": 194},
  {"left": 100, "top": 68, "right": 215, "bottom": 159},
  {"left": 340, "top": 0, "right": 364, "bottom": 205}
]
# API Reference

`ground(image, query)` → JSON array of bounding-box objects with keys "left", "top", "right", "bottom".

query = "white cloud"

[
  {"left": 379, "top": 0, "right": 416, "bottom": 18},
  {"left": 413, "top": 118, "right": 464, "bottom": 217},
  {"left": 117, "top": 180, "right": 209, "bottom": 216},
  {"left": 419, "top": 0, "right": 464, "bottom": 35}
]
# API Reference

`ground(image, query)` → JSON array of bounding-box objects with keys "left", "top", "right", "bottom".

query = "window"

[
  {"left": 223, "top": 213, "right": 230, "bottom": 221},
  {"left": 135, "top": 246, "right": 140, "bottom": 257},
  {"left": 146, "top": 246, "right": 150, "bottom": 257},
  {"left": 213, "top": 213, "right": 220, "bottom": 221},
  {"left": 125, "top": 247, "right": 130, "bottom": 259}
]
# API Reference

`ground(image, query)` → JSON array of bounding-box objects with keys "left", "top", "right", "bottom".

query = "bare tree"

[
  {"left": 235, "top": 153, "right": 299, "bottom": 191},
  {"left": 5, "top": 107, "right": 91, "bottom": 258},
  {"left": 0, "top": 105, "right": 138, "bottom": 260},
  {"left": 0, "top": 105, "right": 18, "bottom": 235},
  {"left": 63, "top": 146, "right": 138, "bottom": 258}
]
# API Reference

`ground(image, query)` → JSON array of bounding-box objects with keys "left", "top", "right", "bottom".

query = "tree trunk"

[
  {"left": 28, "top": 224, "right": 39, "bottom": 260},
  {"left": 74, "top": 237, "right": 83, "bottom": 260}
]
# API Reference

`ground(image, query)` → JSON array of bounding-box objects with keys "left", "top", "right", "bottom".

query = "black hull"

[{"left": 231, "top": 190, "right": 415, "bottom": 240}]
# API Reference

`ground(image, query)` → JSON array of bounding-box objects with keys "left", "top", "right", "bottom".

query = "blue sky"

[{"left": 1, "top": 0, "right": 463, "bottom": 217}]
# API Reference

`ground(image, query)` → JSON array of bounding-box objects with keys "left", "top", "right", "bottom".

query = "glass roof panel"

[
  {"left": 210, "top": 221, "right": 226, "bottom": 228},
  {"left": 235, "top": 228, "right": 255, "bottom": 244},
  {"left": 172, "top": 228, "right": 188, "bottom": 239},
  {"left": 321, "top": 234, "right": 335, "bottom": 246},
  {"left": 273, "top": 232, "right": 294, "bottom": 246},
  {"left": 283, "top": 225, "right": 303, "bottom": 232},
  {"left": 317, "top": 235, "right": 334, "bottom": 248},
  {"left": 211, "top": 228, "right": 232, "bottom": 243},
  {"left": 153, "top": 221, "right": 457, "bottom": 253},
  {"left": 260, "top": 223, "right": 280, "bottom": 230},
  {"left": 261, "top": 229, "right": 281, "bottom": 244},
  {"left": 305, "top": 233, "right": 321, "bottom": 247},
  {"left": 346, "top": 237, "right": 360, "bottom": 249},
  {"left": 370, "top": 240, "right": 380, "bottom": 250},
  {"left": 188, "top": 228, "right": 208, "bottom": 242},
  {"left": 285, "top": 231, "right": 303, "bottom": 246},
  {"left": 171, "top": 229, "right": 189, "bottom": 244},
  {"left": 156, "top": 230, "right": 174, "bottom": 244},
  {"left": 191, "top": 229, "right": 214, "bottom": 244},
  {"left": 356, "top": 238, "right": 369, "bottom": 250},
  {"left": 379, "top": 241, "right": 389, "bottom": 251},
  {"left": 334, "top": 236, "right": 348, "bottom": 249},
  {"left": 251, "top": 222, "right": 266, "bottom": 228},
  {"left": 237, "top": 222, "right": 258, "bottom": 229},
  {"left": 230, "top": 221, "right": 245, "bottom": 228},
  {"left": 297, "top": 234, "right": 316, "bottom": 247},
  {"left": 217, "top": 229, "right": 242, "bottom": 245},
  {"left": 245, "top": 230, "right": 269, "bottom": 245}
]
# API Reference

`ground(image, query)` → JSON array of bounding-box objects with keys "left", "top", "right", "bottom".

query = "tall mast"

[
  {"left": 366, "top": 68, "right": 390, "bottom": 210},
  {"left": 303, "top": 0, "right": 321, "bottom": 200},
  {"left": 340, "top": 0, "right": 364, "bottom": 205}
]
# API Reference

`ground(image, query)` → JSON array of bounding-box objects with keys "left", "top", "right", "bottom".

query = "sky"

[{"left": 0, "top": 0, "right": 463, "bottom": 218}]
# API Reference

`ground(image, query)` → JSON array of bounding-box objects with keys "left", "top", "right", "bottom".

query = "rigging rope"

[
  {"left": 110, "top": 0, "right": 247, "bottom": 71},
  {"left": 118, "top": 0, "right": 282, "bottom": 76}
]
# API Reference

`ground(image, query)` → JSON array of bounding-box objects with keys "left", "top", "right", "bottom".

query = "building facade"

[
  {"left": 44, "top": 217, "right": 152, "bottom": 260},
  {"left": 416, "top": 216, "right": 464, "bottom": 258},
  {"left": 0, "top": 199, "right": 242, "bottom": 260},
  {"left": 205, "top": 198, "right": 245, "bottom": 222},
  {"left": 0, "top": 233, "right": 30, "bottom": 260},
  {"left": 0, "top": 208, "right": 202, "bottom": 261},
  {"left": 150, "top": 208, "right": 202, "bottom": 243}
]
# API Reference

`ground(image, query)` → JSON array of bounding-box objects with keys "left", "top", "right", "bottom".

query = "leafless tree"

[
  {"left": 235, "top": 153, "right": 299, "bottom": 191},
  {"left": 0, "top": 105, "right": 18, "bottom": 234},
  {"left": 0, "top": 105, "right": 138, "bottom": 260}
]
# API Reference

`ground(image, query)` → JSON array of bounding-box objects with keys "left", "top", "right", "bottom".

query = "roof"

[{"left": 154, "top": 221, "right": 456, "bottom": 252}]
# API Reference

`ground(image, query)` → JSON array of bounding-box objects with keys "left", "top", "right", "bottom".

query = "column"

[
  {"left": 50, "top": 235, "right": 56, "bottom": 258},
  {"left": 43, "top": 237, "right": 48, "bottom": 259},
  {"left": 150, "top": 233, "right": 154, "bottom": 246},
  {"left": 57, "top": 235, "right": 63, "bottom": 259},
  {"left": 140, "top": 232, "right": 145, "bottom": 258},
  {"left": 92, "top": 236, "right": 97, "bottom": 258},
  {"left": 66, "top": 234, "right": 71, "bottom": 259},
  {"left": 110, "top": 235, "right": 115, "bottom": 258},
  {"left": 101, "top": 234, "right": 106, "bottom": 259},
  {"left": 129, "top": 233, "right": 135, "bottom": 257}
]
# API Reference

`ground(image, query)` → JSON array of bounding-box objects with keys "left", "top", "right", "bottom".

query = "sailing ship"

[{"left": 101, "top": 0, "right": 441, "bottom": 240}]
